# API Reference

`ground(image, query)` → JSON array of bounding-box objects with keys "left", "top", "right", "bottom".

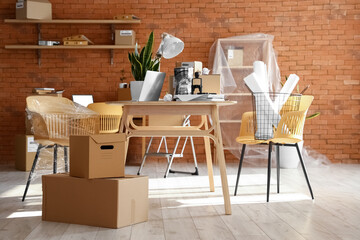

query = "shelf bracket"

[
  {"left": 111, "top": 24, "right": 115, "bottom": 41},
  {"left": 110, "top": 49, "right": 114, "bottom": 65},
  {"left": 37, "top": 23, "right": 42, "bottom": 41},
  {"left": 37, "top": 49, "right": 41, "bottom": 66}
]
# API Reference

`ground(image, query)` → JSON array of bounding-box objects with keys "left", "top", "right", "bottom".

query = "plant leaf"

[{"left": 306, "top": 112, "right": 320, "bottom": 119}]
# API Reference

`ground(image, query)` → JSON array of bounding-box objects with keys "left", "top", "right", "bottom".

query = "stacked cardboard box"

[
  {"left": 63, "top": 35, "right": 94, "bottom": 46},
  {"left": 42, "top": 134, "right": 149, "bottom": 229},
  {"left": 16, "top": 0, "right": 52, "bottom": 20}
]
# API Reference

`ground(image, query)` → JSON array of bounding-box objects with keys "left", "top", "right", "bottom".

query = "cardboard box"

[
  {"left": 227, "top": 49, "right": 243, "bottom": 67},
  {"left": 42, "top": 174, "right": 148, "bottom": 229},
  {"left": 117, "top": 88, "right": 132, "bottom": 101},
  {"left": 62, "top": 35, "right": 94, "bottom": 44},
  {"left": 63, "top": 40, "right": 88, "bottom": 46},
  {"left": 202, "top": 74, "right": 221, "bottom": 94},
  {"left": 115, "top": 30, "right": 135, "bottom": 45},
  {"left": 70, "top": 134, "right": 126, "bottom": 179},
  {"left": 15, "top": 135, "right": 38, "bottom": 171},
  {"left": 16, "top": 0, "right": 52, "bottom": 20}
]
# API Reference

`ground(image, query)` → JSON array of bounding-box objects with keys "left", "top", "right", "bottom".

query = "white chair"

[{"left": 137, "top": 115, "right": 198, "bottom": 178}]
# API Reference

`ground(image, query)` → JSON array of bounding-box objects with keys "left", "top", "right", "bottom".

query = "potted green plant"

[{"left": 128, "top": 32, "right": 160, "bottom": 100}]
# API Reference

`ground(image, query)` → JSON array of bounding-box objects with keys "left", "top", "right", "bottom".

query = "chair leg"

[
  {"left": 234, "top": 144, "right": 246, "bottom": 196},
  {"left": 296, "top": 143, "right": 314, "bottom": 199},
  {"left": 53, "top": 144, "right": 58, "bottom": 174},
  {"left": 64, "top": 146, "right": 69, "bottom": 173},
  {"left": 137, "top": 137, "right": 154, "bottom": 175},
  {"left": 189, "top": 136, "right": 199, "bottom": 175},
  {"left": 22, "top": 144, "right": 42, "bottom": 202},
  {"left": 276, "top": 145, "right": 280, "bottom": 194},
  {"left": 164, "top": 136, "right": 181, "bottom": 178},
  {"left": 267, "top": 142, "right": 273, "bottom": 202}
]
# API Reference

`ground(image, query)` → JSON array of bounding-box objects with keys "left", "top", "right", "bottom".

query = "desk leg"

[
  {"left": 211, "top": 105, "right": 231, "bottom": 215},
  {"left": 203, "top": 115, "right": 215, "bottom": 192},
  {"left": 120, "top": 109, "right": 130, "bottom": 165}
]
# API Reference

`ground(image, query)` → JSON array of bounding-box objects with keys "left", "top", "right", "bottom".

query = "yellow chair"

[
  {"left": 234, "top": 95, "right": 314, "bottom": 202},
  {"left": 23, "top": 96, "right": 99, "bottom": 201},
  {"left": 87, "top": 102, "right": 123, "bottom": 134}
]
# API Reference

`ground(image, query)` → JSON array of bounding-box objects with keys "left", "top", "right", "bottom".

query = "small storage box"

[
  {"left": 70, "top": 134, "right": 126, "bottom": 179},
  {"left": 115, "top": 30, "right": 135, "bottom": 45},
  {"left": 42, "top": 174, "right": 148, "bottom": 229},
  {"left": 16, "top": 0, "right": 52, "bottom": 20}
]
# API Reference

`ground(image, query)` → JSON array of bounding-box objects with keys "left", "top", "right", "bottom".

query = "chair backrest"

[
  {"left": 27, "top": 96, "right": 75, "bottom": 113},
  {"left": 26, "top": 96, "right": 99, "bottom": 145},
  {"left": 238, "top": 111, "right": 255, "bottom": 138},
  {"left": 299, "top": 95, "right": 314, "bottom": 111},
  {"left": 273, "top": 95, "right": 314, "bottom": 143},
  {"left": 87, "top": 102, "right": 123, "bottom": 134}
]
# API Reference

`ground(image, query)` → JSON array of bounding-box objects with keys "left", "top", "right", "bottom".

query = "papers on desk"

[
  {"left": 174, "top": 94, "right": 225, "bottom": 101},
  {"left": 244, "top": 61, "right": 300, "bottom": 139}
]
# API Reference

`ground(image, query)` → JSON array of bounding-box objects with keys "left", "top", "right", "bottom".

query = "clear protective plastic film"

[
  {"left": 208, "top": 34, "right": 329, "bottom": 167},
  {"left": 26, "top": 96, "right": 100, "bottom": 181}
]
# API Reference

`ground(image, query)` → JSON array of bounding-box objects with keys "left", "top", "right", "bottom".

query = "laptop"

[
  {"left": 138, "top": 71, "right": 166, "bottom": 101},
  {"left": 72, "top": 95, "right": 94, "bottom": 107}
]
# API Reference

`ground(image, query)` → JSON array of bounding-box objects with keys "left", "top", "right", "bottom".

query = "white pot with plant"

[
  {"left": 278, "top": 77, "right": 320, "bottom": 168},
  {"left": 128, "top": 32, "right": 160, "bottom": 101}
]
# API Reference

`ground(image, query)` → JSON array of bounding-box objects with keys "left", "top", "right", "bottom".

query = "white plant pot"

[
  {"left": 279, "top": 141, "right": 304, "bottom": 169},
  {"left": 130, "top": 81, "right": 144, "bottom": 101}
]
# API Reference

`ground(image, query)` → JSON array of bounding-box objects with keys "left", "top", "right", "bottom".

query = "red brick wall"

[{"left": 0, "top": 0, "right": 359, "bottom": 164}]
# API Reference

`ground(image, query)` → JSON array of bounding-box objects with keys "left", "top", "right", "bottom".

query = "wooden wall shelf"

[
  {"left": 4, "top": 18, "right": 141, "bottom": 65},
  {"left": 4, "top": 19, "right": 141, "bottom": 24},
  {"left": 5, "top": 45, "right": 137, "bottom": 50}
]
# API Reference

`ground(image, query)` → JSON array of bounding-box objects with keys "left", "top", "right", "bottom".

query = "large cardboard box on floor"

[
  {"left": 115, "top": 30, "right": 135, "bottom": 45},
  {"left": 70, "top": 134, "right": 126, "bottom": 179},
  {"left": 16, "top": 0, "right": 52, "bottom": 20},
  {"left": 15, "top": 135, "right": 38, "bottom": 171},
  {"left": 42, "top": 174, "right": 148, "bottom": 229}
]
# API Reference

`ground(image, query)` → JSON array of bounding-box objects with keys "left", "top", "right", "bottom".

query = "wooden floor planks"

[{"left": 0, "top": 162, "right": 360, "bottom": 240}]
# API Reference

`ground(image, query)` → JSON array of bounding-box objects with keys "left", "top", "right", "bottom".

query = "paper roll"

[{"left": 253, "top": 61, "right": 269, "bottom": 91}]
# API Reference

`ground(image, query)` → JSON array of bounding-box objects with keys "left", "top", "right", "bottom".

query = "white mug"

[{"left": 119, "top": 83, "right": 128, "bottom": 88}]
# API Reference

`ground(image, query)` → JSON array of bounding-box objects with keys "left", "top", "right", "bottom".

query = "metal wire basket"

[{"left": 252, "top": 92, "right": 301, "bottom": 140}]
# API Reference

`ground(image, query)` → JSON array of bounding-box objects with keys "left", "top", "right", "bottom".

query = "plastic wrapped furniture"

[
  {"left": 137, "top": 115, "right": 199, "bottom": 178},
  {"left": 234, "top": 95, "right": 314, "bottom": 202},
  {"left": 87, "top": 102, "right": 123, "bottom": 134},
  {"left": 23, "top": 96, "right": 99, "bottom": 201}
]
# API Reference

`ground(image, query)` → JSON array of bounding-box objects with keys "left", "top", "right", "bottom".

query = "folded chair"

[
  {"left": 87, "top": 102, "right": 123, "bottom": 134},
  {"left": 234, "top": 95, "right": 314, "bottom": 202},
  {"left": 137, "top": 115, "right": 199, "bottom": 178},
  {"left": 22, "top": 96, "right": 99, "bottom": 201}
]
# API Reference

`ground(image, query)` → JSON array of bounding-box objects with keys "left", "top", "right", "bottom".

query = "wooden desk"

[{"left": 112, "top": 101, "right": 236, "bottom": 215}]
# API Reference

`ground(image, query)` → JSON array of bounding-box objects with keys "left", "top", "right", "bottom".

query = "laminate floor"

[{"left": 0, "top": 162, "right": 359, "bottom": 240}]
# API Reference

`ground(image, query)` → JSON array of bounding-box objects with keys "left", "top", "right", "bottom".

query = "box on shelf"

[
  {"left": 16, "top": 0, "right": 52, "bottom": 20},
  {"left": 202, "top": 74, "right": 221, "bottom": 94},
  {"left": 42, "top": 174, "right": 148, "bottom": 229},
  {"left": 117, "top": 88, "right": 132, "bottom": 101},
  {"left": 62, "top": 35, "right": 94, "bottom": 44},
  {"left": 15, "top": 135, "right": 38, "bottom": 171},
  {"left": 115, "top": 30, "right": 135, "bottom": 45},
  {"left": 63, "top": 40, "right": 88, "bottom": 46},
  {"left": 70, "top": 134, "right": 126, "bottom": 179},
  {"left": 227, "top": 48, "right": 243, "bottom": 67}
]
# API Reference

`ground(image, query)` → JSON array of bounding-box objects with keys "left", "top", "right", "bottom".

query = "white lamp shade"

[{"left": 157, "top": 33, "right": 184, "bottom": 59}]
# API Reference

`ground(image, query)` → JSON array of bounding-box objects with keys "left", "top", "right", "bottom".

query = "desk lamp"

[{"left": 156, "top": 33, "right": 184, "bottom": 59}]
